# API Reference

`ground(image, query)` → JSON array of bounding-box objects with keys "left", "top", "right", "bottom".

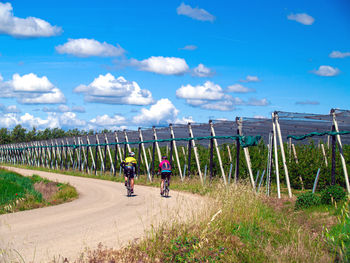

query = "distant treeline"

[{"left": 0, "top": 125, "right": 112, "bottom": 145}]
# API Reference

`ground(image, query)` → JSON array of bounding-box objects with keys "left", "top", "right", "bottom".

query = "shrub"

[
  {"left": 295, "top": 192, "right": 321, "bottom": 210},
  {"left": 321, "top": 185, "right": 347, "bottom": 205}
]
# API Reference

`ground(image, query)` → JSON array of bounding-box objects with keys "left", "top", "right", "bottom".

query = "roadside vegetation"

[{"left": 0, "top": 169, "right": 78, "bottom": 214}]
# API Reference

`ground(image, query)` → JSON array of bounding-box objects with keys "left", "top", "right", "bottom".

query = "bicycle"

[
  {"left": 162, "top": 175, "right": 170, "bottom": 197},
  {"left": 126, "top": 173, "right": 132, "bottom": 197}
]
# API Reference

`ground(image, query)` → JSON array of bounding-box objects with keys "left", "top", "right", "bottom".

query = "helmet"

[
  {"left": 129, "top": 152, "right": 135, "bottom": 157},
  {"left": 162, "top": 155, "right": 167, "bottom": 159}
]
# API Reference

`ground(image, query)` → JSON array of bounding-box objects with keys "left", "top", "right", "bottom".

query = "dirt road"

[{"left": 0, "top": 167, "right": 205, "bottom": 262}]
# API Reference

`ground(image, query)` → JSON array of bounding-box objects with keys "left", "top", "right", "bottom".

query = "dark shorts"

[
  {"left": 161, "top": 171, "right": 171, "bottom": 180},
  {"left": 124, "top": 167, "right": 135, "bottom": 178}
]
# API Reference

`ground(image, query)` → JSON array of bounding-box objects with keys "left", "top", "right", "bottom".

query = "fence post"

[
  {"left": 331, "top": 109, "right": 350, "bottom": 193},
  {"left": 274, "top": 112, "right": 292, "bottom": 198},
  {"left": 237, "top": 117, "right": 255, "bottom": 189},
  {"left": 209, "top": 120, "right": 227, "bottom": 185},
  {"left": 188, "top": 123, "right": 203, "bottom": 183},
  {"left": 187, "top": 126, "right": 192, "bottom": 178},
  {"left": 153, "top": 126, "right": 162, "bottom": 163},
  {"left": 105, "top": 134, "right": 114, "bottom": 174},
  {"left": 272, "top": 113, "right": 281, "bottom": 199},
  {"left": 235, "top": 117, "right": 240, "bottom": 183},
  {"left": 139, "top": 128, "right": 151, "bottom": 181},
  {"left": 169, "top": 124, "right": 183, "bottom": 180}
]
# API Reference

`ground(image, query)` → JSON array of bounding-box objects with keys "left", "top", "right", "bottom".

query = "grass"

[
  {"left": 0, "top": 168, "right": 78, "bottom": 214},
  {"left": 3, "top": 164, "right": 347, "bottom": 262},
  {"left": 74, "top": 183, "right": 332, "bottom": 262}
]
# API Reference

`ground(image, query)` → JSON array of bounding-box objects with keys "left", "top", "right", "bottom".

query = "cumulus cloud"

[
  {"left": 0, "top": 73, "right": 66, "bottom": 104},
  {"left": 180, "top": 45, "right": 197, "bottom": 51},
  {"left": 89, "top": 114, "right": 126, "bottom": 127},
  {"left": 177, "top": 81, "right": 268, "bottom": 111},
  {"left": 177, "top": 3, "right": 215, "bottom": 22},
  {"left": 0, "top": 104, "right": 21, "bottom": 113},
  {"left": 240, "top": 75, "right": 260, "bottom": 83},
  {"left": 176, "top": 81, "right": 224, "bottom": 100},
  {"left": 75, "top": 73, "right": 153, "bottom": 105},
  {"left": 0, "top": 2, "right": 62, "bottom": 38},
  {"left": 59, "top": 112, "right": 86, "bottom": 127},
  {"left": 253, "top": 115, "right": 268, "bottom": 119},
  {"left": 295, "top": 100, "right": 320, "bottom": 105},
  {"left": 312, "top": 65, "right": 340, "bottom": 76},
  {"left": 56, "top": 38, "right": 125, "bottom": 57},
  {"left": 227, "top": 84, "right": 255, "bottom": 93},
  {"left": 133, "top": 99, "right": 179, "bottom": 126},
  {"left": 193, "top": 64, "right": 213, "bottom": 77},
  {"left": 329, "top": 51, "right": 350, "bottom": 59},
  {"left": 287, "top": 13, "right": 314, "bottom": 25},
  {"left": 131, "top": 56, "right": 189, "bottom": 75}
]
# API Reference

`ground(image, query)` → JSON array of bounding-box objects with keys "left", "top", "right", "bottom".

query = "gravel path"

[{"left": 0, "top": 167, "right": 205, "bottom": 262}]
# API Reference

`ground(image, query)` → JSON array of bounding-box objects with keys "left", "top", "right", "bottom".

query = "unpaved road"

[{"left": 0, "top": 167, "right": 205, "bottom": 263}]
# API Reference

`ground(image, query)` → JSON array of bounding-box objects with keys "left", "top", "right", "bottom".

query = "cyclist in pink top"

[{"left": 158, "top": 156, "right": 171, "bottom": 195}]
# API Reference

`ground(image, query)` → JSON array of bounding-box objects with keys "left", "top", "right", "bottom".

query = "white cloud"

[
  {"left": 329, "top": 51, "right": 350, "bottom": 59},
  {"left": 89, "top": 114, "right": 126, "bottom": 127},
  {"left": 193, "top": 64, "right": 213, "bottom": 77},
  {"left": 312, "top": 65, "right": 340, "bottom": 76},
  {"left": 59, "top": 112, "right": 86, "bottom": 127},
  {"left": 0, "top": 2, "right": 62, "bottom": 38},
  {"left": 174, "top": 116, "right": 195, "bottom": 124},
  {"left": 56, "top": 38, "right": 125, "bottom": 57},
  {"left": 296, "top": 100, "right": 320, "bottom": 105},
  {"left": 246, "top": 98, "right": 269, "bottom": 106},
  {"left": 18, "top": 88, "right": 66, "bottom": 104},
  {"left": 253, "top": 115, "right": 268, "bottom": 119},
  {"left": 133, "top": 99, "right": 179, "bottom": 126},
  {"left": 180, "top": 45, "right": 197, "bottom": 51},
  {"left": 131, "top": 56, "right": 189, "bottom": 75},
  {"left": 75, "top": 73, "right": 153, "bottom": 105},
  {"left": 176, "top": 81, "right": 224, "bottom": 100},
  {"left": 227, "top": 84, "right": 255, "bottom": 93},
  {"left": 240, "top": 75, "right": 260, "bottom": 82},
  {"left": 0, "top": 73, "right": 66, "bottom": 104},
  {"left": 11, "top": 73, "right": 54, "bottom": 92},
  {"left": 177, "top": 3, "right": 215, "bottom": 22},
  {"left": 287, "top": 13, "right": 314, "bottom": 25}
]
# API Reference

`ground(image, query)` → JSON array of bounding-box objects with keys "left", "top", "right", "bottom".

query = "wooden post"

[
  {"left": 115, "top": 132, "right": 123, "bottom": 163},
  {"left": 237, "top": 117, "right": 255, "bottom": 189},
  {"left": 331, "top": 124, "right": 336, "bottom": 185},
  {"left": 272, "top": 113, "right": 281, "bottom": 199},
  {"left": 320, "top": 143, "right": 328, "bottom": 167},
  {"left": 209, "top": 127, "right": 214, "bottom": 182},
  {"left": 96, "top": 134, "right": 105, "bottom": 172},
  {"left": 187, "top": 132, "right": 192, "bottom": 177},
  {"left": 266, "top": 132, "right": 273, "bottom": 196},
  {"left": 188, "top": 123, "right": 203, "bottom": 183},
  {"left": 152, "top": 126, "right": 162, "bottom": 163},
  {"left": 235, "top": 117, "right": 240, "bottom": 183},
  {"left": 227, "top": 145, "right": 232, "bottom": 163},
  {"left": 124, "top": 130, "right": 132, "bottom": 153},
  {"left": 291, "top": 143, "right": 304, "bottom": 190},
  {"left": 331, "top": 109, "right": 350, "bottom": 193},
  {"left": 87, "top": 136, "right": 96, "bottom": 171},
  {"left": 274, "top": 112, "right": 292, "bottom": 198},
  {"left": 209, "top": 120, "right": 227, "bottom": 185},
  {"left": 139, "top": 128, "right": 151, "bottom": 181},
  {"left": 169, "top": 124, "right": 183, "bottom": 180},
  {"left": 104, "top": 134, "right": 114, "bottom": 174}
]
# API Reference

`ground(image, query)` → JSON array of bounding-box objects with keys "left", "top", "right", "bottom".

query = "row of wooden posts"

[{"left": 0, "top": 111, "right": 349, "bottom": 197}]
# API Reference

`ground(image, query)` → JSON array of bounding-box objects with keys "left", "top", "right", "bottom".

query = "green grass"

[
  {"left": 0, "top": 168, "right": 78, "bottom": 214},
  {"left": 75, "top": 184, "right": 333, "bottom": 262}
]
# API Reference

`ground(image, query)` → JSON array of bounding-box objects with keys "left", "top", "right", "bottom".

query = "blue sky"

[{"left": 0, "top": 0, "right": 349, "bottom": 131}]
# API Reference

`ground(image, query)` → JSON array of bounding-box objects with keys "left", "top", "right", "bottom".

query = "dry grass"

[
  {"left": 68, "top": 182, "right": 332, "bottom": 263},
  {"left": 34, "top": 181, "right": 59, "bottom": 200}
]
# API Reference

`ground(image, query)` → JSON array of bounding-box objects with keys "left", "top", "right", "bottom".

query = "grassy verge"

[
  {"left": 0, "top": 169, "right": 78, "bottom": 214},
  {"left": 75, "top": 183, "right": 332, "bottom": 262}
]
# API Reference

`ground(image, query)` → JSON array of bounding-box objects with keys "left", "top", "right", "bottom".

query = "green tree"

[
  {"left": 11, "top": 125, "right": 26, "bottom": 143},
  {"left": 0, "top": 128, "right": 10, "bottom": 144}
]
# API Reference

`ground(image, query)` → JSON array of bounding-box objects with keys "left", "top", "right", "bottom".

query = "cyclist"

[
  {"left": 158, "top": 155, "right": 171, "bottom": 195},
  {"left": 121, "top": 152, "right": 137, "bottom": 194}
]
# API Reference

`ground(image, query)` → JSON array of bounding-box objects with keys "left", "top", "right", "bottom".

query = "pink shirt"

[{"left": 159, "top": 160, "right": 171, "bottom": 172}]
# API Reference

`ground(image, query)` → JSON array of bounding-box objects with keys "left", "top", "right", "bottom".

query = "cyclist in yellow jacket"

[{"left": 121, "top": 152, "right": 137, "bottom": 193}]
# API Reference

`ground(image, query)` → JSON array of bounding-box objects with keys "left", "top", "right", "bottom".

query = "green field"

[{"left": 0, "top": 169, "right": 77, "bottom": 214}]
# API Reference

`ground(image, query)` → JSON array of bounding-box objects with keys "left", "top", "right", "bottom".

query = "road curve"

[{"left": 0, "top": 167, "right": 205, "bottom": 262}]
